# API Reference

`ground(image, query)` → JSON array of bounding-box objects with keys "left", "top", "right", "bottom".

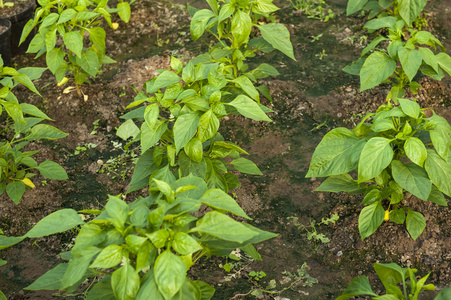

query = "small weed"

[
  {"left": 90, "top": 119, "right": 100, "bottom": 135},
  {"left": 310, "top": 33, "right": 323, "bottom": 42},
  {"left": 315, "top": 49, "right": 328, "bottom": 60},
  {"left": 289, "top": 0, "right": 335, "bottom": 22}
]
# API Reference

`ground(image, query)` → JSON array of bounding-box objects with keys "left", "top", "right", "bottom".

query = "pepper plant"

[
  {"left": 117, "top": 56, "right": 274, "bottom": 194},
  {"left": 0, "top": 57, "right": 68, "bottom": 204},
  {"left": 337, "top": 262, "right": 451, "bottom": 300},
  {"left": 346, "top": 0, "right": 427, "bottom": 25},
  {"left": 19, "top": 0, "right": 131, "bottom": 97},
  {"left": 1, "top": 176, "right": 276, "bottom": 299},
  {"left": 343, "top": 17, "right": 451, "bottom": 102}
]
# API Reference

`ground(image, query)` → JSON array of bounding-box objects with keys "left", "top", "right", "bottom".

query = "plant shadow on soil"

[{"left": 1, "top": 0, "right": 451, "bottom": 299}]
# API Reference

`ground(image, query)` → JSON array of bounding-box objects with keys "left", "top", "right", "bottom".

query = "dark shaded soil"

[{"left": 0, "top": 0, "right": 450, "bottom": 299}]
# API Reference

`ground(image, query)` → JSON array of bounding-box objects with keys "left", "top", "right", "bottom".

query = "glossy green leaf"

[
  {"left": 86, "top": 277, "right": 115, "bottom": 300},
  {"left": 117, "top": 2, "right": 131, "bottom": 23},
  {"left": 336, "top": 276, "right": 377, "bottom": 300},
  {"left": 135, "top": 271, "right": 165, "bottom": 300},
  {"left": 190, "top": 9, "right": 216, "bottom": 41},
  {"left": 200, "top": 189, "right": 250, "bottom": 219},
  {"left": 37, "top": 161, "right": 68, "bottom": 180},
  {"left": 358, "top": 201, "right": 385, "bottom": 240},
  {"left": 185, "top": 137, "right": 203, "bottom": 163},
  {"left": 364, "top": 16, "right": 397, "bottom": 30},
  {"left": 346, "top": 0, "right": 369, "bottom": 15},
  {"left": 316, "top": 174, "right": 365, "bottom": 193},
  {"left": 255, "top": 23, "right": 295, "bottom": 60},
  {"left": 404, "top": 137, "right": 427, "bottom": 167},
  {"left": 105, "top": 195, "right": 129, "bottom": 227},
  {"left": 436, "top": 52, "right": 451, "bottom": 77},
  {"left": 398, "top": 48, "right": 422, "bottom": 82},
  {"left": 218, "top": 4, "right": 234, "bottom": 23},
  {"left": 172, "top": 232, "right": 202, "bottom": 255},
  {"left": 230, "top": 158, "right": 262, "bottom": 175},
  {"left": 90, "top": 245, "right": 125, "bottom": 269},
  {"left": 6, "top": 181, "right": 25, "bottom": 204},
  {"left": 427, "top": 185, "right": 447, "bottom": 206},
  {"left": 111, "top": 263, "right": 140, "bottom": 300},
  {"left": 391, "top": 161, "right": 431, "bottom": 200},
  {"left": 307, "top": 128, "right": 366, "bottom": 177},
  {"left": 117, "top": 119, "right": 140, "bottom": 141},
  {"left": 190, "top": 211, "right": 257, "bottom": 242},
  {"left": 231, "top": 10, "right": 252, "bottom": 46},
  {"left": 360, "top": 52, "right": 396, "bottom": 91},
  {"left": 406, "top": 210, "right": 425, "bottom": 240},
  {"left": 63, "top": 31, "right": 83, "bottom": 58},
  {"left": 76, "top": 50, "right": 100, "bottom": 77},
  {"left": 197, "top": 109, "right": 219, "bottom": 142},
  {"left": 25, "top": 263, "right": 68, "bottom": 290},
  {"left": 25, "top": 209, "right": 84, "bottom": 238},
  {"left": 154, "top": 251, "right": 186, "bottom": 300},
  {"left": 147, "top": 71, "right": 181, "bottom": 93},
  {"left": 141, "top": 121, "right": 168, "bottom": 153},
  {"left": 389, "top": 209, "right": 406, "bottom": 224},
  {"left": 398, "top": 0, "right": 427, "bottom": 26},
  {"left": 227, "top": 95, "right": 271, "bottom": 122},
  {"left": 424, "top": 150, "right": 451, "bottom": 197},
  {"left": 358, "top": 137, "right": 393, "bottom": 182},
  {"left": 58, "top": 9, "right": 78, "bottom": 24},
  {"left": 26, "top": 124, "right": 68, "bottom": 140},
  {"left": 232, "top": 76, "right": 259, "bottom": 101}
]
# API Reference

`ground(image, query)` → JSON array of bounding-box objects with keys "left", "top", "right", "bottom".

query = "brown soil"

[{"left": 0, "top": 0, "right": 450, "bottom": 299}]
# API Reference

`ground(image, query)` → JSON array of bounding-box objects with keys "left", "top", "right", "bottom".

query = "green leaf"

[
  {"left": 418, "top": 47, "right": 438, "bottom": 72},
  {"left": 227, "top": 95, "right": 271, "bottom": 122},
  {"left": 361, "top": 36, "right": 388, "bottom": 57},
  {"left": 398, "top": 0, "right": 427, "bottom": 26},
  {"left": 58, "top": 9, "right": 78, "bottom": 24},
  {"left": 141, "top": 121, "right": 168, "bottom": 153},
  {"left": 46, "top": 48, "right": 66, "bottom": 74},
  {"left": 190, "top": 9, "right": 216, "bottom": 41},
  {"left": 346, "top": 0, "right": 369, "bottom": 15},
  {"left": 398, "top": 98, "right": 420, "bottom": 118},
  {"left": 117, "top": 119, "right": 140, "bottom": 141},
  {"left": 6, "top": 181, "right": 25, "bottom": 204},
  {"left": 197, "top": 109, "right": 219, "bottom": 142},
  {"left": 25, "top": 209, "right": 84, "bottom": 238},
  {"left": 374, "top": 263, "right": 405, "bottom": 287},
  {"left": 253, "top": 0, "right": 279, "bottom": 13},
  {"left": 398, "top": 48, "right": 422, "bottom": 82},
  {"left": 436, "top": 287, "right": 451, "bottom": 300},
  {"left": 363, "top": 16, "right": 397, "bottom": 30},
  {"left": 404, "top": 137, "right": 427, "bottom": 167},
  {"left": 307, "top": 128, "right": 366, "bottom": 177},
  {"left": 26, "top": 124, "right": 68, "bottom": 140},
  {"left": 436, "top": 52, "right": 451, "bottom": 77},
  {"left": 3, "top": 101, "right": 25, "bottom": 124},
  {"left": 200, "top": 189, "right": 250, "bottom": 219},
  {"left": 389, "top": 209, "right": 406, "bottom": 224},
  {"left": 37, "top": 161, "right": 68, "bottom": 180},
  {"left": 358, "top": 137, "right": 393, "bottom": 182},
  {"left": 218, "top": 4, "right": 234, "bottom": 23},
  {"left": 406, "top": 210, "right": 425, "bottom": 240},
  {"left": 111, "top": 262, "right": 140, "bottom": 300},
  {"left": 190, "top": 211, "right": 257, "bottom": 242},
  {"left": 391, "top": 160, "right": 431, "bottom": 200},
  {"left": 25, "top": 263, "right": 68, "bottom": 290},
  {"left": 172, "top": 232, "right": 202, "bottom": 255},
  {"left": 185, "top": 137, "right": 204, "bottom": 163},
  {"left": 358, "top": 201, "right": 385, "bottom": 240},
  {"left": 76, "top": 50, "right": 100, "bottom": 77},
  {"left": 255, "top": 23, "right": 295, "bottom": 61},
  {"left": 105, "top": 195, "right": 129, "bottom": 227},
  {"left": 63, "top": 31, "right": 83, "bottom": 58},
  {"left": 360, "top": 52, "right": 396, "bottom": 91},
  {"left": 128, "top": 150, "right": 157, "bottom": 193},
  {"left": 154, "top": 251, "right": 186, "bottom": 300},
  {"left": 90, "top": 245, "right": 125, "bottom": 269},
  {"left": 232, "top": 76, "right": 259, "bottom": 101},
  {"left": 230, "top": 158, "right": 262, "bottom": 175},
  {"left": 231, "top": 10, "right": 252, "bottom": 46},
  {"left": 20, "top": 103, "right": 51, "bottom": 120},
  {"left": 117, "top": 2, "right": 131, "bottom": 23},
  {"left": 316, "top": 174, "right": 365, "bottom": 193},
  {"left": 424, "top": 150, "right": 451, "bottom": 197},
  {"left": 336, "top": 276, "right": 377, "bottom": 300},
  {"left": 428, "top": 185, "right": 447, "bottom": 206},
  {"left": 88, "top": 27, "right": 106, "bottom": 54},
  {"left": 174, "top": 113, "right": 200, "bottom": 152},
  {"left": 147, "top": 71, "right": 181, "bottom": 93}
]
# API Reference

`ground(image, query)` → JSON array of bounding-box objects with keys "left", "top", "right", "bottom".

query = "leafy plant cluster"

[
  {"left": 19, "top": 0, "right": 132, "bottom": 97},
  {"left": 0, "top": 57, "right": 68, "bottom": 204},
  {"left": 0, "top": 0, "right": 296, "bottom": 298},
  {"left": 344, "top": 0, "right": 451, "bottom": 102},
  {"left": 338, "top": 262, "right": 451, "bottom": 300},
  {"left": 308, "top": 0, "right": 451, "bottom": 240}
]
